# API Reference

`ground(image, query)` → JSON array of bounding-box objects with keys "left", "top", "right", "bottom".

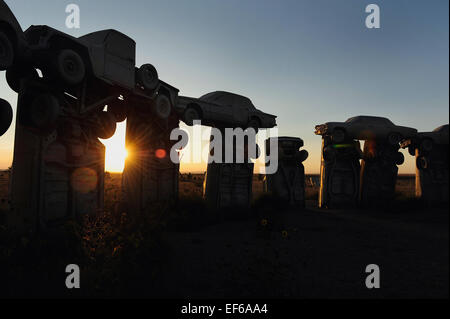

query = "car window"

[{"left": 234, "top": 96, "right": 255, "bottom": 109}]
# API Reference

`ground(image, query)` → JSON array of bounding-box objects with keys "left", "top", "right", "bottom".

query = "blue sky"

[{"left": 0, "top": 0, "right": 448, "bottom": 173}]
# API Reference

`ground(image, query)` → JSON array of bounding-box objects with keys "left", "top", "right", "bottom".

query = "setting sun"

[{"left": 99, "top": 120, "right": 128, "bottom": 172}]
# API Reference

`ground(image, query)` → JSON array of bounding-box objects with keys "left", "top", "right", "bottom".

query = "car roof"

[
  {"left": 433, "top": 124, "right": 449, "bottom": 133},
  {"left": 78, "top": 29, "right": 135, "bottom": 45},
  {"left": 200, "top": 91, "right": 253, "bottom": 106},
  {"left": 345, "top": 115, "right": 394, "bottom": 125}
]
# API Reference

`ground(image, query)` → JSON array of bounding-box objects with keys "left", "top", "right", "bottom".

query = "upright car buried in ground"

[
  {"left": 315, "top": 115, "right": 417, "bottom": 145},
  {"left": 177, "top": 91, "right": 277, "bottom": 129}
]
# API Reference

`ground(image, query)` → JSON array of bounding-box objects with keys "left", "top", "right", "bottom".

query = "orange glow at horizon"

[{"left": 99, "top": 121, "right": 129, "bottom": 173}]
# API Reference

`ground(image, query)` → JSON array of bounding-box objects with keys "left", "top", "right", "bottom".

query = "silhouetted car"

[
  {"left": 0, "top": 0, "right": 29, "bottom": 70},
  {"left": 176, "top": 91, "right": 277, "bottom": 129},
  {"left": 8, "top": 25, "right": 173, "bottom": 137},
  {"left": 0, "top": 98, "right": 13, "bottom": 135},
  {"left": 11, "top": 26, "right": 158, "bottom": 93},
  {"left": 401, "top": 124, "right": 449, "bottom": 155},
  {"left": 315, "top": 115, "right": 417, "bottom": 145}
]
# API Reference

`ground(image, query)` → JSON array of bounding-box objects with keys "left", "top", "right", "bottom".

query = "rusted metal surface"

[
  {"left": 9, "top": 80, "right": 106, "bottom": 232},
  {"left": 122, "top": 95, "right": 180, "bottom": 213}
]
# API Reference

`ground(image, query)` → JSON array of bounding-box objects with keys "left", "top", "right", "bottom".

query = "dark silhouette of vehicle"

[
  {"left": 0, "top": 0, "right": 29, "bottom": 71},
  {"left": 176, "top": 91, "right": 277, "bottom": 129},
  {"left": 0, "top": 97, "right": 13, "bottom": 135},
  {"left": 6, "top": 25, "right": 174, "bottom": 137},
  {"left": 315, "top": 115, "right": 417, "bottom": 145},
  {"left": 11, "top": 26, "right": 159, "bottom": 94},
  {"left": 401, "top": 124, "right": 449, "bottom": 155}
]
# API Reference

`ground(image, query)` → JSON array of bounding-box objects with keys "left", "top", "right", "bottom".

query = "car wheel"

[
  {"left": 416, "top": 156, "right": 428, "bottom": 170},
  {"left": 108, "top": 103, "right": 127, "bottom": 122},
  {"left": 419, "top": 138, "right": 433, "bottom": 153},
  {"left": 56, "top": 49, "right": 86, "bottom": 85},
  {"left": 96, "top": 111, "right": 117, "bottom": 139},
  {"left": 6, "top": 65, "right": 39, "bottom": 93},
  {"left": 407, "top": 145, "right": 416, "bottom": 156},
  {"left": 331, "top": 128, "right": 345, "bottom": 143},
  {"left": 154, "top": 95, "right": 171, "bottom": 119},
  {"left": 387, "top": 132, "right": 401, "bottom": 146},
  {"left": 183, "top": 107, "right": 201, "bottom": 126},
  {"left": 296, "top": 149, "right": 309, "bottom": 163},
  {"left": 28, "top": 94, "right": 60, "bottom": 131},
  {"left": 0, "top": 32, "right": 14, "bottom": 71},
  {"left": 394, "top": 152, "right": 404, "bottom": 165},
  {"left": 137, "top": 64, "right": 159, "bottom": 91},
  {"left": 0, "top": 98, "right": 13, "bottom": 136}
]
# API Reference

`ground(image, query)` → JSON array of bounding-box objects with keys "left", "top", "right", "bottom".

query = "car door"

[{"left": 209, "top": 95, "right": 234, "bottom": 124}]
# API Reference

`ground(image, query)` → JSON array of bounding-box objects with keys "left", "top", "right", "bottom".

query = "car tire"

[
  {"left": 0, "top": 32, "right": 14, "bottom": 71},
  {"left": 137, "top": 64, "right": 159, "bottom": 91},
  {"left": 6, "top": 65, "right": 39, "bottom": 93},
  {"left": 96, "top": 111, "right": 117, "bottom": 139},
  {"left": 416, "top": 156, "right": 428, "bottom": 170},
  {"left": 56, "top": 49, "right": 86, "bottom": 85},
  {"left": 387, "top": 132, "right": 401, "bottom": 146},
  {"left": 394, "top": 152, "right": 404, "bottom": 165},
  {"left": 331, "top": 128, "right": 345, "bottom": 143},
  {"left": 28, "top": 94, "right": 60, "bottom": 131},
  {"left": 183, "top": 107, "right": 201, "bottom": 126},
  {"left": 0, "top": 98, "right": 13, "bottom": 136},
  {"left": 296, "top": 149, "right": 309, "bottom": 163},
  {"left": 108, "top": 103, "right": 127, "bottom": 122},
  {"left": 407, "top": 145, "right": 416, "bottom": 156},
  {"left": 154, "top": 94, "right": 171, "bottom": 119},
  {"left": 419, "top": 138, "right": 433, "bottom": 153}
]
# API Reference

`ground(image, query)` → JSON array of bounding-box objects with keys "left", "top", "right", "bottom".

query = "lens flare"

[{"left": 155, "top": 148, "right": 167, "bottom": 159}]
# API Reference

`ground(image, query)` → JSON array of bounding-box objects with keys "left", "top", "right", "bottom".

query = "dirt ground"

[{"left": 0, "top": 171, "right": 448, "bottom": 298}]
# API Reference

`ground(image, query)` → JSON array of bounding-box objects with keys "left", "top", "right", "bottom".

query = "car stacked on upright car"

[
  {"left": 315, "top": 115, "right": 417, "bottom": 145},
  {"left": 1, "top": 0, "right": 177, "bottom": 138},
  {"left": 176, "top": 91, "right": 276, "bottom": 130}
]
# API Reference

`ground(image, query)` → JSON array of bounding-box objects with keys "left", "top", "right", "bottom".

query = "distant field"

[{"left": 0, "top": 170, "right": 416, "bottom": 212}]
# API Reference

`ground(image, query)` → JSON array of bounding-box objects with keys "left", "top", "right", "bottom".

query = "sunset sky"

[{"left": 0, "top": 0, "right": 448, "bottom": 173}]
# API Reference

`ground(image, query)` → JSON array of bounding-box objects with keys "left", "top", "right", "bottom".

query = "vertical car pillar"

[
  {"left": 9, "top": 79, "right": 107, "bottom": 233},
  {"left": 263, "top": 137, "right": 308, "bottom": 208},
  {"left": 414, "top": 145, "right": 449, "bottom": 204},
  {"left": 402, "top": 125, "right": 449, "bottom": 205},
  {"left": 360, "top": 139, "right": 404, "bottom": 207},
  {"left": 203, "top": 127, "right": 254, "bottom": 209},
  {"left": 318, "top": 137, "right": 362, "bottom": 208},
  {"left": 122, "top": 103, "right": 180, "bottom": 214}
]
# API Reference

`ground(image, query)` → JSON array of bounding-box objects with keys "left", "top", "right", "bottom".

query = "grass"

[{"left": 1, "top": 171, "right": 441, "bottom": 298}]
